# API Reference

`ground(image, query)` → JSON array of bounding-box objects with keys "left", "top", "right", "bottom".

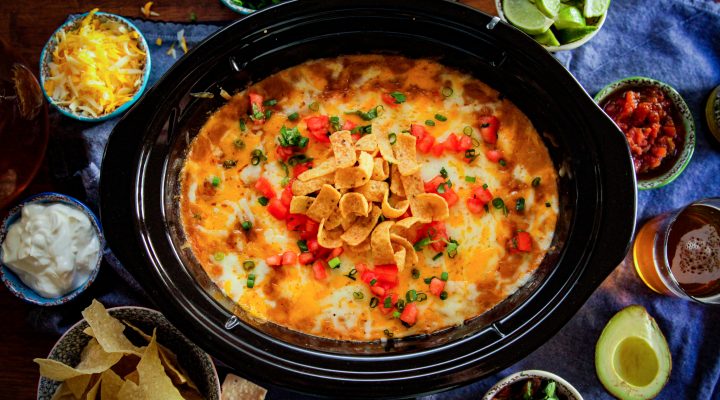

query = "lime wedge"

[
  {"left": 537, "top": 0, "right": 561, "bottom": 18},
  {"left": 503, "top": 0, "right": 555, "bottom": 35},
  {"left": 534, "top": 30, "right": 561, "bottom": 46},
  {"left": 555, "top": 5, "right": 586, "bottom": 29},
  {"left": 556, "top": 26, "right": 598, "bottom": 44},
  {"left": 584, "top": 0, "right": 610, "bottom": 18}
]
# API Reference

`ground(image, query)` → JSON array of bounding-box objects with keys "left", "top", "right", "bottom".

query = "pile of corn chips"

[
  {"left": 35, "top": 300, "right": 203, "bottom": 400},
  {"left": 290, "top": 128, "right": 450, "bottom": 271}
]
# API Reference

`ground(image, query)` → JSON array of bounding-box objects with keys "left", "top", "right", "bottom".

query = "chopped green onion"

[
  {"left": 437, "top": 182, "right": 448, "bottom": 194},
  {"left": 432, "top": 252, "right": 443, "bottom": 261},
  {"left": 288, "top": 112, "right": 299, "bottom": 121},
  {"left": 329, "top": 116, "right": 341, "bottom": 132},
  {"left": 264, "top": 109, "right": 273, "bottom": 119},
  {"left": 481, "top": 122, "right": 490, "bottom": 128},
  {"left": 440, "top": 167, "right": 448, "bottom": 178},
  {"left": 532, "top": 177, "right": 542, "bottom": 187},
  {"left": 263, "top": 99, "right": 278, "bottom": 107},
  {"left": 328, "top": 257, "right": 341, "bottom": 269},
  {"left": 383, "top": 296, "right": 392, "bottom": 308},
  {"left": 423, "top": 276, "right": 434, "bottom": 284},
  {"left": 390, "top": 91, "right": 406, "bottom": 104},
  {"left": 425, "top": 119, "right": 435, "bottom": 127},
  {"left": 411, "top": 268, "right": 420, "bottom": 279},
  {"left": 440, "top": 271, "right": 449, "bottom": 281},
  {"left": 435, "top": 114, "right": 447, "bottom": 122},
  {"left": 241, "top": 220, "right": 252, "bottom": 231},
  {"left": 482, "top": 183, "right": 488, "bottom": 189},
  {"left": 239, "top": 119, "right": 247, "bottom": 132},
  {"left": 351, "top": 124, "right": 373, "bottom": 135},
  {"left": 345, "top": 105, "right": 383, "bottom": 121},
  {"left": 414, "top": 237, "right": 432, "bottom": 251},
  {"left": 287, "top": 154, "right": 313, "bottom": 166},
  {"left": 464, "top": 149, "right": 476, "bottom": 159},
  {"left": 516, "top": 198, "right": 525, "bottom": 212},
  {"left": 370, "top": 278, "right": 377, "bottom": 286},
  {"left": 465, "top": 176, "right": 476, "bottom": 183},
  {"left": 243, "top": 260, "right": 255, "bottom": 270},
  {"left": 440, "top": 291, "right": 448, "bottom": 300},
  {"left": 233, "top": 138, "right": 245, "bottom": 149},
  {"left": 446, "top": 239, "right": 459, "bottom": 258},
  {"left": 499, "top": 159, "right": 507, "bottom": 167},
  {"left": 214, "top": 252, "right": 225, "bottom": 261},
  {"left": 250, "top": 102, "right": 264, "bottom": 121},
  {"left": 463, "top": 126, "right": 473, "bottom": 136},
  {"left": 248, "top": 273, "right": 256, "bottom": 280},
  {"left": 416, "top": 292, "right": 428, "bottom": 302},
  {"left": 258, "top": 196, "right": 269, "bottom": 206},
  {"left": 393, "top": 311, "right": 401, "bottom": 318},
  {"left": 353, "top": 291, "right": 364, "bottom": 300},
  {"left": 396, "top": 299, "right": 405, "bottom": 311},
  {"left": 370, "top": 297, "right": 379, "bottom": 308},
  {"left": 250, "top": 149, "right": 266, "bottom": 165},
  {"left": 345, "top": 268, "right": 357, "bottom": 280},
  {"left": 406, "top": 289, "right": 418, "bottom": 303},
  {"left": 383, "top": 329, "right": 393, "bottom": 338},
  {"left": 211, "top": 176, "right": 221, "bottom": 187},
  {"left": 247, "top": 279, "right": 255, "bottom": 288},
  {"left": 278, "top": 125, "right": 307, "bottom": 148},
  {"left": 388, "top": 133, "right": 397, "bottom": 145},
  {"left": 308, "top": 101, "right": 320, "bottom": 111},
  {"left": 546, "top": 202, "right": 551, "bottom": 207},
  {"left": 441, "top": 87, "right": 453, "bottom": 97},
  {"left": 223, "top": 160, "right": 237, "bottom": 169},
  {"left": 492, "top": 198, "right": 505, "bottom": 210}
]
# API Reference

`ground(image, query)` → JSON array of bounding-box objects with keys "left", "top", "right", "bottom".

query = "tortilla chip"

[
  {"left": 35, "top": 338, "right": 123, "bottom": 381},
  {"left": 330, "top": 130, "right": 356, "bottom": 168},
  {"left": 324, "top": 208, "right": 343, "bottom": 230},
  {"left": 136, "top": 331, "right": 184, "bottom": 400},
  {"left": 221, "top": 373, "right": 267, "bottom": 400},
  {"left": 85, "top": 376, "right": 101, "bottom": 400},
  {"left": 341, "top": 214, "right": 357, "bottom": 231},
  {"left": 382, "top": 191, "right": 410, "bottom": 219},
  {"left": 371, "top": 221, "right": 396, "bottom": 265},
  {"left": 341, "top": 205, "right": 382, "bottom": 246},
  {"left": 390, "top": 233, "right": 418, "bottom": 268},
  {"left": 65, "top": 373, "right": 92, "bottom": 398},
  {"left": 291, "top": 174, "right": 334, "bottom": 196},
  {"left": 51, "top": 382, "right": 75, "bottom": 400},
  {"left": 306, "top": 184, "right": 341, "bottom": 222},
  {"left": 393, "top": 245, "right": 406, "bottom": 270},
  {"left": 124, "top": 370, "right": 139, "bottom": 384},
  {"left": 393, "top": 132, "right": 420, "bottom": 176},
  {"left": 354, "top": 133, "right": 378, "bottom": 153},
  {"left": 297, "top": 158, "right": 336, "bottom": 182},
  {"left": 82, "top": 300, "right": 142, "bottom": 356},
  {"left": 334, "top": 151, "right": 373, "bottom": 189},
  {"left": 317, "top": 218, "right": 344, "bottom": 248},
  {"left": 400, "top": 170, "right": 425, "bottom": 202},
  {"left": 391, "top": 216, "right": 426, "bottom": 237},
  {"left": 83, "top": 327, "right": 94, "bottom": 337},
  {"left": 375, "top": 125, "right": 398, "bottom": 163},
  {"left": 389, "top": 164, "right": 405, "bottom": 198},
  {"left": 100, "top": 369, "right": 124, "bottom": 400},
  {"left": 347, "top": 237, "right": 372, "bottom": 254},
  {"left": 339, "top": 192, "right": 369, "bottom": 219},
  {"left": 110, "top": 355, "right": 141, "bottom": 379},
  {"left": 354, "top": 180, "right": 389, "bottom": 203},
  {"left": 289, "top": 196, "right": 315, "bottom": 214},
  {"left": 371, "top": 158, "right": 389, "bottom": 181},
  {"left": 412, "top": 193, "right": 449, "bottom": 221},
  {"left": 117, "top": 379, "right": 144, "bottom": 400}
]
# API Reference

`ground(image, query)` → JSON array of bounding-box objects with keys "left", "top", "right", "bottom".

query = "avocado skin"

[{"left": 595, "top": 305, "right": 672, "bottom": 400}]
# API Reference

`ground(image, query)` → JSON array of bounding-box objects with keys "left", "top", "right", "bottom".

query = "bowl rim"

[
  {"left": 219, "top": 0, "right": 257, "bottom": 15},
  {"left": 0, "top": 192, "right": 104, "bottom": 306},
  {"left": 481, "top": 369, "right": 584, "bottom": 400},
  {"left": 593, "top": 76, "right": 696, "bottom": 190},
  {"left": 494, "top": 0, "right": 609, "bottom": 52},
  {"left": 38, "top": 11, "right": 152, "bottom": 122},
  {"left": 35, "top": 305, "right": 222, "bottom": 399}
]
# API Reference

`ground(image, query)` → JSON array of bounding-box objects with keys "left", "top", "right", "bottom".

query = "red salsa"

[{"left": 602, "top": 86, "right": 683, "bottom": 175}]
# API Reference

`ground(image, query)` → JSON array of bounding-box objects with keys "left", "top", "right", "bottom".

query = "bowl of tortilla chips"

[{"left": 35, "top": 300, "right": 221, "bottom": 400}]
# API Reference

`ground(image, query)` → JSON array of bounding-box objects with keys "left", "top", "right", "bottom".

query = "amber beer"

[{"left": 633, "top": 198, "right": 720, "bottom": 304}]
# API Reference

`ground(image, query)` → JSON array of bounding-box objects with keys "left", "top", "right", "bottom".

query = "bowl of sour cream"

[{"left": 0, "top": 192, "right": 103, "bottom": 305}]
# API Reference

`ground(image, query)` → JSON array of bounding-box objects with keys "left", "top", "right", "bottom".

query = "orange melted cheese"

[{"left": 180, "top": 55, "right": 558, "bottom": 341}]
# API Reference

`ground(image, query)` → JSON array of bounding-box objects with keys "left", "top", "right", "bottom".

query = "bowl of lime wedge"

[{"left": 496, "top": 0, "right": 610, "bottom": 51}]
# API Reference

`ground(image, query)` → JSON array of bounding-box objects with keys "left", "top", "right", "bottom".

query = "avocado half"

[{"left": 595, "top": 305, "right": 672, "bottom": 400}]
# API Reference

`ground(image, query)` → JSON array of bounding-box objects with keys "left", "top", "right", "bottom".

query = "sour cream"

[{"left": 1, "top": 202, "right": 100, "bottom": 298}]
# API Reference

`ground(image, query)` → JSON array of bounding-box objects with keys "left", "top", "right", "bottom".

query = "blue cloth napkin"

[{"left": 34, "top": 0, "right": 720, "bottom": 398}]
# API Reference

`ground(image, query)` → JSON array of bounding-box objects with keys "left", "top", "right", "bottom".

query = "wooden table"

[{"left": 0, "top": 1, "right": 495, "bottom": 398}]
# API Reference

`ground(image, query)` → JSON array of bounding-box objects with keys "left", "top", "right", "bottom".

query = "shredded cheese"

[
  {"left": 141, "top": 2, "right": 160, "bottom": 18},
  {"left": 177, "top": 29, "right": 188, "bottom": 54},
  {"left": 166, "top": 43, "right": 177, "bottom": 59},
  {"left": 44, "top": 9, "right": 147, "bottom": 118},
  {"left": 155, "top": 37, "right": 162, "bottom": 46}
]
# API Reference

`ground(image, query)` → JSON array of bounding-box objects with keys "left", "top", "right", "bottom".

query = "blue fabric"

[{"left": 35, "top": 1, "right": 720, "bottom": 398}]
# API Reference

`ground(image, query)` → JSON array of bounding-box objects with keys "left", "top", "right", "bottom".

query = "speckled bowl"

[
  {"left": 219, "top": 0, "right": 285, "bottom": 14},
  {"left": 594, "top": 77, "right": 696, "bottom": 190},
  {"left": 39, "top": 11, "right": 151, "bottom": 122},
  {"left": 482, "top": 369, "right": 584, "bottom": 400},
  {"left": 0, "top": 192, "right": 103, "bottom": 306},
  {"left": 36, "top": 306, "right": 221, "bottom": 400}
]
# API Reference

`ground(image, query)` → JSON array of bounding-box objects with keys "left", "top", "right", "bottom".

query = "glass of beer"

[{"left": 633, "top": 198, "right": 720, "bottom": 304}]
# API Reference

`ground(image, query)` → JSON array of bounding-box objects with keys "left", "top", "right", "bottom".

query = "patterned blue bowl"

[
  {"left": 0, "top": 192, "right": 104, "bottom": 306},
  {"left": 39, "top": 11, "right": 152, "bottom": 122},
  {"left": 219, "top": 0, "right": 283, "bottom": 15}
]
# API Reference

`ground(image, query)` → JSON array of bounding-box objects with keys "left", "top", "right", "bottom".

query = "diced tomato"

[
  {"left": 267, "top": 197, "right": 288, "bottom": 220},
  {"left": 439, "top": 189, "right": 459, "bottom": 207},
  {"left": 307, "top": 238, "right": 320, "bottom": 253},
  {"left": 471, "top": 185, "right": 493, "bottom": 204},
  {"left": 282, "top": 251, "right": 297, "bottom": 266},
  {"left": 478, "top": 115, "right": 500, "bottom": 144},
  {"left": 416, "top": 222, "right": 449, "bottom": 252},
  {"left": 280, "top": 184, "right": 294, "bottom": 207},
  {"left": 292, "top": 162, "right": 312, "bottom": 178},
  {"left": 458, "top": 135, "right": 473, "bottom": 151},
  {"left": 342, "top": 120, "right": 356, "bottom": 131},
  {"left": 361, "top": 270, "right": 377, "bottom": 285},
  {"left": 382, "top": 93, "right": 399, "bottom": 108},
  {"left": 371, "top": 285, "right": 386, "bottom": 297},
  {"left": 304, "top": 219, "right": 319, "bottom": 236},
  {"left": 328, "top": 247, "right": 344, "bottom": 260},
  {"left": 266, "top": 254, "right": 282, "bottom": 267},
  {"left": 254, "top": 177, "right": 276, "bottom": 199},
  {"left": 512, "top": 231, "right": 533, "bottom": 253},
  {"left": 429, "top": 277, "right": 445, "bottom": 296},
  {"left": 485, "top": 149, "right": 502, "bottom": 163},
  {"left": 351, "top": 133, "right": 361, "bottom": 142},
  {"left": 298, "top": 252, "right": 314, "bottom": 265},
  {"left": 424, "top": 175, "right": 446, "bottom": 193},
  {"left": 305, "top": 115, "right": 331, "bottom": 143},
  {"left": 400, "top": 303, "right": 418, "bottom": 325},
  {"left": 286, "top": 213, "right": 307, "bottom": 231},
  {"left": 275, "top": 146, "right": 294, "bottom": 161},
  {"left": 431, "top": 142, "right": 445, "bottom": 157},
  {"left": 379, "top": 293, "right": 398, "bottom": 314},
  {"left": 466, "top": 197, "right": 485, "bottom": 214},
  {"left": 355, "top": 263, "right": 368, "bottom": 274},
  {"left": 442, "top": 133, "right": 461, "bottom": 152},
  {"left": 312, "top": 260, "right": 328, "bottom": 280},
  {"left": 374, "top": 264, "right": 399, "bottom": 289},
  {"left": 410, "top": 124, "right": 428, "bottom": 140},
  {"left": 417, "top": 134, "right": 435, "bottom": 154},
  {"left": 249, "top": 93, "right": 264, "bottom": 120}
]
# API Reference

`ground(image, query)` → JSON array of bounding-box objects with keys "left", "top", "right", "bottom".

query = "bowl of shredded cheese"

[{"left": 39, "top": 9, "right": 151, "bottom": 121}]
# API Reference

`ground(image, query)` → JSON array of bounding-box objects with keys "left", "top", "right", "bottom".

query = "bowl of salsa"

[
  {"left": 595, "top": 77, "right": 696, "bottom": 190},
  {"left": 482, "top": 369, "right": 583, "bottom": 400}
]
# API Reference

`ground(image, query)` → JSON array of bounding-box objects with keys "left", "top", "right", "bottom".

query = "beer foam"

[{"left": 670, "top": 224, "right": 720, "bottom": 284}]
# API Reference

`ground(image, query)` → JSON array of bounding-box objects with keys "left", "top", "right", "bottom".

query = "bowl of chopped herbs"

[{"left": 220, "top": 0, "right": 284, "bottom": 14}]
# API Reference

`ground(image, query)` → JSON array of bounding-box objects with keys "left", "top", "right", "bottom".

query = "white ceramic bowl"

[
  {"left": 495, "top": 0, "right": 608, "bottom": 52},
  {"left": 483, "top": 369, "right": 584, "bottom": 399}
]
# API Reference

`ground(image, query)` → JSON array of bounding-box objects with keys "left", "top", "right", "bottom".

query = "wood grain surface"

[{"left": 0, "top": 1, "right": 496, "bottom": 398}]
